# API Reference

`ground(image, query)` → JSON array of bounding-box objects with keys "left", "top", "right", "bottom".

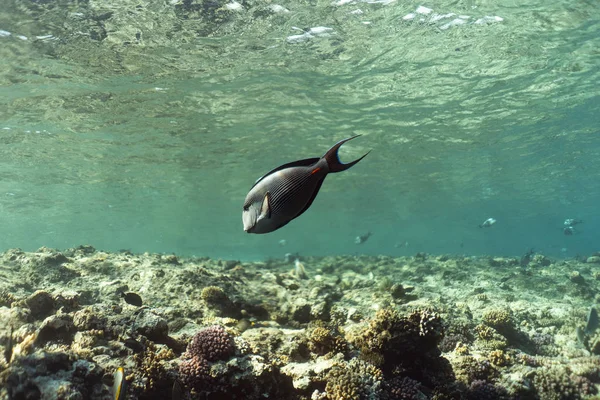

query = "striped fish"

[{"left": 242, "top": 135, "right": 369, "bottom": 234}]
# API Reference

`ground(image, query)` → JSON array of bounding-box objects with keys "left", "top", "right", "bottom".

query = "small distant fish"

[
  {"left": 278, "top": 239, "right": 287, "bottom": 246},
  {"left": 123, "top": 337, "right": 145, "bottom": 353},
  {"left": 586, "top": 307, "right": 598, "bottom": 334},
  {"left": 4, "top": 325, "right": 13, "bottom": 364},
  {"left": 120, "top": 291, "right": 143, "bottom": 307},
  {"left": 479, "top": 218, "right": 496, "bottom": 228},
  {"left": 294, "top": 259, "right": 308, "bottom": 279},
  {"left": 394, "top": 241, "right": 409, "bottom": 248},
  {"left": 563, "top": 226, "right": 575, "bottom": 236},
  {"left": 112, "top": 367, "right": 127, "bottom": 400},
  {"left": 242, "top": 136, "right": 369, "bottom": 234},
  {"left": 564, "top": 218, "right": 583, "bottom": 227},
  {"left": 355, "top": 232, "right": 372, "bottom": 244},
  {"left": 576, "top": 326, "right": 586, "bottom": 346}
]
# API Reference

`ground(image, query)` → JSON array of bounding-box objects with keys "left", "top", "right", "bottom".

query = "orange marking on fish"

[{"left": 311, "top": 167, "right": 321, "bottom": 175}]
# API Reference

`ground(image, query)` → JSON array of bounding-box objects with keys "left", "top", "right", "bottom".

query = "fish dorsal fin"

[
  {"left": 260, "top": 192, "right": 271, "bottom": 219},
  {"left": 252, "top": 158, "right": 320, "bottom": 189}
]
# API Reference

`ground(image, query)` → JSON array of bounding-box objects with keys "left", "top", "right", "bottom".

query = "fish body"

[
  {"left": 4, "top": 325, "right": 13, "bottom": 364},
  {"left": 564, "top": 218, "right": 583, "bottom": 227},
  {"left": 243, "top": 136, "right": 369, "bottom": 234},
  {"left": 355, "top": 232, "right": 372, "bottom": 244},
  {"left": 120, "top": 291, "right": 143, "bottom": 307},
  {"left": 586, "top": 307, "right": 599, "bottom": 334},
  {"left": 479, "top": 217, "right": 496, "bottom": 228},
  {"left": 394, "top": 241, "right": 409, "bottom": 248},
  {"left": 112, "top": 367, "right": 127, "bottom": 400}
]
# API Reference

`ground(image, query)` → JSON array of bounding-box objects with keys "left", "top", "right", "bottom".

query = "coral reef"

[{"left": 1, "top": 247, "right": 600, "bottom": 399}]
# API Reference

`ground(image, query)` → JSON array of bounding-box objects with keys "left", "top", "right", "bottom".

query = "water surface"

[{"left": 0, "top": 0, "right": 598, "bottom": 259}]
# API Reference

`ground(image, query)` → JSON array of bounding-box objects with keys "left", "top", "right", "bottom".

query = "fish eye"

[{"left": 243, "top": 204, "right": 249, "bottom": 211}]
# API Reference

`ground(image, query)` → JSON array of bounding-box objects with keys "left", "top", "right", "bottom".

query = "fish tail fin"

[{"left": 324, "top": 135, "right": 370, "bottom": 173}]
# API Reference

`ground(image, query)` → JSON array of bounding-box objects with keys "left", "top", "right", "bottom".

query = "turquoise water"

[{"left": 0, "top": 0, "right": 598, "bottom": 260}]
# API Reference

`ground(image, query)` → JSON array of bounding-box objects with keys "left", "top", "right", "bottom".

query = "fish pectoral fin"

[{"left": 260, "top": 192, "right": 272, "bottom": 219}]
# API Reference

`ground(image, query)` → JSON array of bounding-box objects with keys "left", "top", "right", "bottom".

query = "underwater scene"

[{"left": 1, "top": 0, "right": 599, "bottom": 398}]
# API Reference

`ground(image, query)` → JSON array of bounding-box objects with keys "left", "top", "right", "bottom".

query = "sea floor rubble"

[{"left": 1, "top": 246, "right": 600, "bottom": 399}]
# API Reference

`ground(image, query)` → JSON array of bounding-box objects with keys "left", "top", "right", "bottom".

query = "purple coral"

[
  {"left": 467, "top": 380, "right": 508, "bottom": 400},
  {"left": 178, "top": 356, "right": 210, "bottom": 390},
  {"left": 178, "top": 325, "right": 236, "bottom": 391},
  {"left": 384, "top": 376, "right": 425, "bottom": 400},
  {"left": 187, "top": 325, "right": 235, "bottom": 361}
]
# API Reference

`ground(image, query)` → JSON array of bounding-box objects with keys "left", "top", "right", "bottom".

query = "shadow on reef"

[{"left": 2, "top": 247, "right": 600, "bottom": 399}]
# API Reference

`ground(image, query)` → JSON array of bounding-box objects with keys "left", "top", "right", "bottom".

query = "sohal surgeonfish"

[
  {"left": 242, "top": 135, "right": 369, "bottom": 234},
  {"left": 112, "top": 367, "right": 126, "bottom": 400}
]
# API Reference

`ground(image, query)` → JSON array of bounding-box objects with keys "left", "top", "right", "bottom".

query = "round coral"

[
  {"left": 482, "top": 309, "right": 513, "bottom": 330},
  {"left": 467, "top": 380, "right": 508, "bottom": 400},
  {"left": 200, "top": 286, "right": 228, "bottom": 304},
  {"left": 384, "top": 376, "right": 425, "bottom": 400},
  {"left": 178, "top": 356, "right": 210, "bottom": 390},
  {"left": 187, "top": 325, "right": 235, "bottom": 361},
  {"left": 325, "top": 360, "right": 383, "bottom": 400}
]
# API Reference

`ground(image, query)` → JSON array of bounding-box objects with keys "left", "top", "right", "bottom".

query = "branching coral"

[
  {"left": 347, "top": 307, "right": 456, "bottom": 396},
  {"left": 134, "top": 341, "right": 176, "bottom": 393},
  {"left": 0, "top": 290, "right": 17, "bottom": 307},
  {"left": 352, "top": 308, "right": 444, "bottom": 370},
  {"left": 453, "top": 356, "right": 498, "bottom": 385},
  {"left": 307, "top": 325, "right": 348, "bottom": 357},
  {"left": 475, "top": 324, "right": 508, "bottom": 350},
  {"left": 532, "top": 367, "right": 596, "bottom": 400},
  {"left": 488, "top": 350, "right": 511, "bottom": 367}
]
